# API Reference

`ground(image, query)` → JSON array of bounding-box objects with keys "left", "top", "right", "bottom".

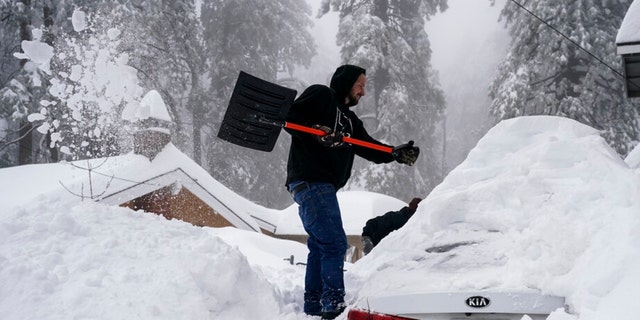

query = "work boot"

[
  {"left": 304, "top": 297, "right": 322, "bottom": 317},
  {"left": 321, "top": 303, "right": 346, "bottom": 320}
]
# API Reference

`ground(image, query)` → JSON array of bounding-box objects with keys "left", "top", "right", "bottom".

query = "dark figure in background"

[
  {"left": 361, "top": 197, "right": 423, "bottom": 255},
  {"left": 285, "top": 65, "right": 419, "bottom": 319}
]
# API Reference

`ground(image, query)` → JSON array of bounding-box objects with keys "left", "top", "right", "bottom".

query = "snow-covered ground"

[{"left": 1, "top": 115, "right": 639, "bottom": 320}]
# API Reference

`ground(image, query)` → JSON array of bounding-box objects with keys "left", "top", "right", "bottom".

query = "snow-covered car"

[
  {"left": 346, "top": 226, "right": 566, "bottom": 319},
  {"left": 345, "top": 116, "right": 640, "bottom": 320}
]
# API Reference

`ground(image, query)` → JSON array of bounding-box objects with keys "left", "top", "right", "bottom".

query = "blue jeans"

[{"left": 289, "top": 181, "right": 347, "bottom": 315}]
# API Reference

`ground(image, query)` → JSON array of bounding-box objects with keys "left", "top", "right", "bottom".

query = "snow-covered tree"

[
  {"left": 490, "top": 0, "right": 640, "bottom": 156},
  {"left": 18, "top": 8, "right": 144, "bottom": 161},
  {"left": 200, "top": 0, "right": 316, "bottom": 208},
  {"left": 319, "top": 0, "right": 448, "bottom": 200},
  {"left": 0, "top": 0, "right": 110, "bottom": 166},
  {"left": 0, "top": 0, "right": 45, "bottom": 166},
  {"left": 123, "top": 0, "right": 207, "bottom": 164}
]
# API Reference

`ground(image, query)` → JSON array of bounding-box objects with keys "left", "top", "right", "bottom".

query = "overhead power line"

[{"left": 508, "top": 0, "right": 627, "bottom": 80}]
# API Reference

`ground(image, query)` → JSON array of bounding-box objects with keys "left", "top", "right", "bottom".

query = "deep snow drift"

[
  {"left": 347, "top": 116, "right": 640, "bottom": 320},
  {"left": 1, "top": 115, "right": 640, "bottom": 320}
]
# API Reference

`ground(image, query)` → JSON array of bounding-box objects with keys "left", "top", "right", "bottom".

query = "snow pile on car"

[{"left": 348, "top": 115, "right": 640, "bottom": 320}]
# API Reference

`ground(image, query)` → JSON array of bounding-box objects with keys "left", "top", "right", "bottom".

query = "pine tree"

[
  {"left": 0, "top": 0, "right": 108, "bottom": 166},
  {"left": 490, "top": 0, "right": 640, "bottom": 156},
  {"left": 319, "top": 0, "right": 448, "bottom": 200},
  {"left": 0, "top": 0, "right": 37, "bottom": 166},
  {"left": 200, "top": 0, "right": 316, "bottom": 208},
  {"left": 19, "top": 5, "right": 142, "bottom": 161},
  {"left": 123, "top": 0, "right": 207, "bottom": 164}
]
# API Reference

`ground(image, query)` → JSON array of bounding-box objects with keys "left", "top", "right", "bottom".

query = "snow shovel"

[{"left": 217, "top": 71, "right": 393, "bottom": 154}]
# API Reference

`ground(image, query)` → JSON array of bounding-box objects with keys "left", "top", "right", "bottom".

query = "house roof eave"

[{"left": 99, "top": 169, "right": 261, "bottom": 233}]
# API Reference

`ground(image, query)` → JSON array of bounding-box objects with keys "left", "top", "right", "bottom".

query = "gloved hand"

[
  {"left": 313, "top": 125, "right": 344, "bottom": 148},
  {"left": 392, "top": 140, "right": 420, "bottom": 166},
  {"left": 407, "top": 197, "right": 422, "bottom": 215},
  {"left": 362, "top": 236, "right": 374, "bottom": 255}
]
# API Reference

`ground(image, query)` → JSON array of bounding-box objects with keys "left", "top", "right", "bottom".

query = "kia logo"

[{"left": 465, "top": 296, "right": 491, "bottom": 308}]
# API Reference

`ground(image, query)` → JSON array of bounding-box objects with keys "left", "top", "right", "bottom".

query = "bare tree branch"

[
  {"left": 0, "top": 122, "right": 39, "bottom": 152},
  {"left": 59, "top": 180, "right": 86, "bottom": 201}
]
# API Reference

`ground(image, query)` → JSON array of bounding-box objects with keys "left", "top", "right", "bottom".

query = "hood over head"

[{"left": 330, "top": 65, "right": 366, "bottom": 105}]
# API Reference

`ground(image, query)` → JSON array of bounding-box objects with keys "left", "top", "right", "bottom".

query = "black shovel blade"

[{"left": 217, "top": 71, "right": 297, "bottom": 152}]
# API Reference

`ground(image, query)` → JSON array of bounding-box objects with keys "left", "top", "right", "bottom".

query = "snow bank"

[
  {"left": 626, "top": 143, "right": 640, "bottom": 168},
  {"left": 348, "top": 116, "right": 640, "bottom": 320},
  {"left": 0, "top": 199, "right": 303, "bottom": 320},
  {"left": 2, "top": 114, "right": 639, "bottom": 320}
]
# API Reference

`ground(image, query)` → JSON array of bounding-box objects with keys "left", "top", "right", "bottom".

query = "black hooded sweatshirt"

[{"left": 285, "top": 65, "right": 394, "bottom": 190}]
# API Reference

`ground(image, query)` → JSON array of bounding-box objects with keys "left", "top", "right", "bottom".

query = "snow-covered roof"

[
  {"left": 0, "top": 140, "right": 410, "bottom": 235},
  {"left": 616, "top": 0, "right": 640, "bottom": 54},
  {"left": 0, "top": 143, "right": 263, "bottom": 232}
]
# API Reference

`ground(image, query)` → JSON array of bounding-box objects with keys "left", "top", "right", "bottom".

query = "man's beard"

[{"left": 345, "top": 94, "right": 360, "bottom": 107}]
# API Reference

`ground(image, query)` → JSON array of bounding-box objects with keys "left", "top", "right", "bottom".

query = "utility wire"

[{"left": 509, "top": 0, "right": 634, "bottom": 85}]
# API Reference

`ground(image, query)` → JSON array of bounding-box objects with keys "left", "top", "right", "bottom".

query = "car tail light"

[{"left": 347, "top": 308, "right": 417, "bottom": 320}]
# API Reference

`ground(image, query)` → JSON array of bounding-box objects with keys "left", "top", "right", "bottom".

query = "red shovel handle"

[
  {"left": 284, "top": 122, "right": 326, "bottom": 135},
  {"left": 284, "top": 122, "right": 393, "bottom": 154},
  {"left": 342, "top": 136, "right": 393, "bottom": 153}
]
